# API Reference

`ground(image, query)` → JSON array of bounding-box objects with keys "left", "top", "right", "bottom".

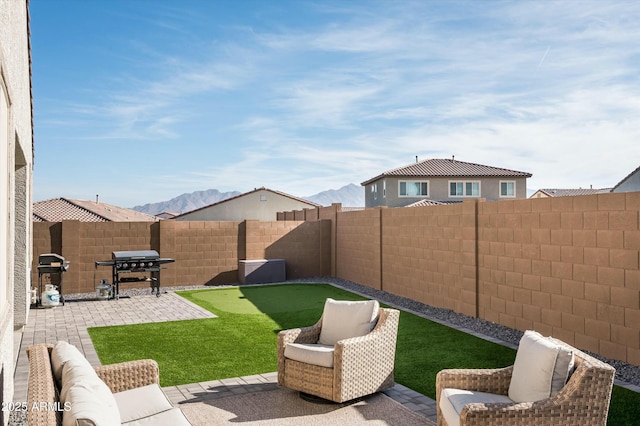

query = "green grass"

[{"left": 87, "top": 283, "right": 640, "bottom": 424}]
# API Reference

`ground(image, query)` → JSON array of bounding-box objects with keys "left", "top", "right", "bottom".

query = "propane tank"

[
  {"left": 41, "top": 284, "right": 60, "bottom": 308},
  {"left": 96, "top": 279, "right": 111, "bottom": 300}
]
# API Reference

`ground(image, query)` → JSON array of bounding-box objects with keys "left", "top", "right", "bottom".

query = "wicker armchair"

[
  {"left": 436, "top": 337, "right": 616, "bottom": 426},
  {"left": 277, "top": 300, "right": 400, "bottom": 403}
]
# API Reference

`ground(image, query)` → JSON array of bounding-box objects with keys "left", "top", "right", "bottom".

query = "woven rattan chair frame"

[
  {"left": 26, "top": 343, "right": 160, "bottom": 426},
  {"left": 435, "top": 339, "right": 616, "bottom": 426},
  {"left": 277, "top": 307, "right": 400, "bottom": 403}
]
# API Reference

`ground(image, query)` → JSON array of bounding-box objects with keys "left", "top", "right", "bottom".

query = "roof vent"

[
  {"left": 415, "top": 155, "right": 418, "bottom": 163},
  {"left": 452, "top": 155, "right": 455, "bottom": 162}
]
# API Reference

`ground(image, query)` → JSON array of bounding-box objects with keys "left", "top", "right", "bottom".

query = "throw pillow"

[{"left": 508, "top": 330, "right": 569, "bottom": 402}]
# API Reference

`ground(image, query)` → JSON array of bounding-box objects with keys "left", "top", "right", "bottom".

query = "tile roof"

[
  {"left": 533, "top": 188, "right": 612, "bottom": 197},
  {"left": 33, "top": 198, "right": 159, "bottom": 222},
  {"left": 361, "top": 158, "right": 532, "bottom": 186}
]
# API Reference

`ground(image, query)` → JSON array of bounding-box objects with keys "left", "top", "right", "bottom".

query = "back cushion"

[
  {"left": 508, "top": 330, "right": 574, "bottom": 402},
  {"left": 318, "top": 298, "right": 379, "bottom": 346},
  {"left": 51, "top": 341, "right": 92, "bottom": 387}
]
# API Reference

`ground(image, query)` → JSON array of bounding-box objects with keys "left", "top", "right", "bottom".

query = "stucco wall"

[
  {"left": 364, "top": 176, "right": 528, "bottom": 207},
  {"left": 0, "top": 0, "right": 32, "bottom": 421},
  {"left": 176, "top": 189, "right": 317, "bottom": 221}
]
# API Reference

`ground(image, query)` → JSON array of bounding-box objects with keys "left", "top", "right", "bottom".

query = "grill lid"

[{"left": 112, "top": 250, "right": 160, "bottom": 261}]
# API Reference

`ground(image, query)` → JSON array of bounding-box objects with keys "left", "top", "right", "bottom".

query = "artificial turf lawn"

[{"left": 87, "top": 283, "right": 640, "bottom": 424}]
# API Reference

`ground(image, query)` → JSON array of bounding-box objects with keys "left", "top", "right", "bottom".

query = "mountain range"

[{"left": 131, "top": 183, "right": 365, "bottom": 215}]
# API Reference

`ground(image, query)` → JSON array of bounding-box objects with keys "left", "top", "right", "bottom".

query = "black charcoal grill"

[
  {"left": 37, "top": 253, "right": 70, "bottom": 306},
  {"left": 95, "top": 250, "right": 175, "bottom": 298}
]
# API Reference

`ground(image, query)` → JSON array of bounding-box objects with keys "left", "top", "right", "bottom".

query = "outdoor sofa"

[{"left": 26, "top": 341, "right": 191, "bottom": 425}]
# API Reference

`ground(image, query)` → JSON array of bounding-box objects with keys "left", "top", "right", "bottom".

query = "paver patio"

[{"left": 12, "top": 288, "right": 438, "bottom": 423}]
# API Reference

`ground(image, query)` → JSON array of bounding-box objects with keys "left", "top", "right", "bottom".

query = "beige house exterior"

[
  {"left": 362, "top": 158, "right": 532, "bottom": 208},
  {"left": 174, "top": 187, "right": 320, "bottom": 221},
  {"left": 1, "top": 0, "right": 33, "bottom": 421}
]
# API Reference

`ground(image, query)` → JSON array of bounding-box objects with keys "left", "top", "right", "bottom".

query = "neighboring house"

[
  {"left": 156, "top": 211, "right": 180, "bottom": 219},
  {"left": 361, "top": 157, "right": 532, "bottom": 208},
  {"left": 33, "top": 198, "right": 159, "bottom": 222},
  {"left": 1, "top": 0, "right": 33, "bottom": 415},
  {"left": 611, "top": 165, "right": 640, "bottom": 193},
  {"left": 174, "top": 187, "right": 320, "bottom": 221},
  {"left": 530, "top": 188, "right": 611, "bottom": 198}
]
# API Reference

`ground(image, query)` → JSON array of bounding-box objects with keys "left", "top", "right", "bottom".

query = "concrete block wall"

[
  {"left": 279, "top": 193, "right": 640, "bottom": 366},
  {"left": 245, "top": 220, "right": 331, "bottom": 279},
  {"left": 157, "top": 220, "right": 241, "bottom": 286},
  {"left": 380, "top": 201, "right": 478, "bottom": 317},
  {"left": 478, "top": 192, "right": 640, "bottom": 365},
  {"left": 32, "top": 218, "right": 330, "bottom": 295},
  {"left": 335, "top": 208, "right": 382, "bottom": 290}
]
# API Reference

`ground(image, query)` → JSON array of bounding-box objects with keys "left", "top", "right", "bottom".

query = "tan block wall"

[
  {"left": 245, "top": 220, "right": 331, "bottom": 278},
  {"left": 335, "top": 208, "right": 382, "bottom": 290},
  {"left": 279, "top": 193, "right": 640, "bottom": 366},
  {"left": 32, "top": 219, "right": 329, "bottom": 295},
  {"left": 380, "top": 201, "right": 478, "bottom": 317},
  {"left": 478, "top": 193, "right": 640, "bottom": 365}
]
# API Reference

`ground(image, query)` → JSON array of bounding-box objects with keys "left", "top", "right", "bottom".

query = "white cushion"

[
  {"left": 59, "top": 358, "right": 101, "bottom": 404},
  {"left": 62, "top": 377, "right": 120, "bottom": 426},
  {"left": 114, "top": 384, "right": 174, "bottom": 423},
  {"left": 508, "top": 330, "right": 573, "bottom": 403},
  {"left": 440, "top": 388, "right": 513, "bottom": 426},
  {"left": 123, "top": 407, "right": 192, "bottom": 426},
  {"left": 51, "top": 341, "right": 91, "bottom": 386},
  {"left": 284, "top": 343, "right": 335, "bottom": 368},
  {"left": 318, "top": 298, "right": 379, "bottom": 346}
]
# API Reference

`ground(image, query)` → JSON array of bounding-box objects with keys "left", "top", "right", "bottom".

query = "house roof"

[
  {"left": 611, "top": 164, "right": 640, "bottom": 192},
  {"left": 361, "top": 158, "right": 532, "bottom": 186},
  {"left": 33, "top": 198, "right": 159, "bottom": 222},
  {"left": 173, "top": 187, "right": 321, "bottom": 218},
  {"left": 532, "top": 188, "right": 612, "bottom": 198}
]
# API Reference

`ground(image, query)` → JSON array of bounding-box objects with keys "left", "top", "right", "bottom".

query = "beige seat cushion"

[
  {"left": 508, "top": 330, "right": 574, "bottom": 403},
  {"left": 440, "top": 388, "right": 513, "bottom": 426},
  {"left": 318, "top": 298, "right": 379, "bottom": 346},
  {"left": 284, "top": 343, "right": 335, "bottom": 368},
  {"left": 122, "top": 407, "right": 192, "bottom": 426},
  {"left": 114, "top": 384, "right": 174, "bottom": 423}
]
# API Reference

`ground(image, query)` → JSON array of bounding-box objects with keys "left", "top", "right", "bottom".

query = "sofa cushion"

[
  {"left": 440, "top": 388, "right": 513, "bottom": 426},
  {"left": 318, "top": 298, "right": 379, "bottom": 346},
  {"left": 114, "top": 384, "right": 174, "bottom": 424},
  {"left": 62, "top": 377, "right": 121, "bottom": 426},
  {"left": 122, "top": 407, "right": 192, "bottom": 426},
  {"left": 508, "top": 330, "right": 574, "bottom": 403},
  {"left": 52, "top": 341, "right": 92, "bottom": 387},
  {"left": 284, "top": 343, "right": 335, "bottom": 368}
]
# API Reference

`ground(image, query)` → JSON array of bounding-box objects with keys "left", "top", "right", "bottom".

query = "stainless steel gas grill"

[{"left": 95, "top": 250, "right": 175, "bottom": 299}]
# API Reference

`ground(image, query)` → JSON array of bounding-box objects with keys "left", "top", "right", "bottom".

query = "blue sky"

[{"left": 30, "top": 0, "right": 640, "bottom": 207}]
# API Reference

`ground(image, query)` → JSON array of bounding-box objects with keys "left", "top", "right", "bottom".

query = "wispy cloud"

[{"left": 32, "top": 0, "right": 640, "bottom": 204}]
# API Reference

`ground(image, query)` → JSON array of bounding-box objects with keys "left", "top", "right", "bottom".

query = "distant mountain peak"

[{"left": 130, "top": 184, "right": 364, "bottom": 216}]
